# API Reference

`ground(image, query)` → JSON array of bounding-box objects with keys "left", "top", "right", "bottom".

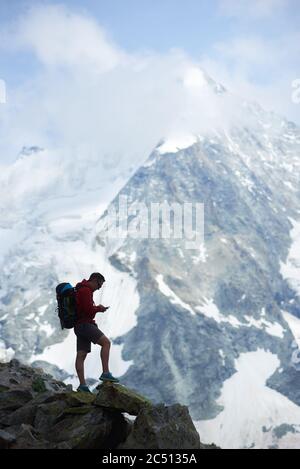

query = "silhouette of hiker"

[{"left": 74, "top": 272, "right": 119, "bottom": 392}]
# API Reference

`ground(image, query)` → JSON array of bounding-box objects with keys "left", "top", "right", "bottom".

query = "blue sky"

[
  {"left": 0, "top": 0, "right": 299, "bottom": 165},
  {"left": 1, "top": 0, "right": 299, "bottom": 53},
  {"left": 1, "top": 0, "right": 299, "bottom": 85}
]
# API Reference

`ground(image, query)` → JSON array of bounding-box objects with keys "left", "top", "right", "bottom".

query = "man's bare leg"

[
  {"left": 75, "top": 351, "right": 88, "bottom": 385},
  {"left": 97, "top": 335, "right": 111, "bottom": 373}
]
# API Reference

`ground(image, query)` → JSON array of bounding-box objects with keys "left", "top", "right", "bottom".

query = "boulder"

[
  {"left": 0, "top": 429, "right": 16, "bottom": 449},
  {"left": 0, "top": 360, "right": 218, "bottom": 449},
  {"left": 65, "top": 391, "right": 96, "bottom": 407},
  {"left": 0, "top": 359, "right": 70, "bottom": 395},
  {"left": 94, "top": 383, "right": 152, "bottom": 415},
  {"left": 30, "top": 389, "right": 130, "bottom": 449},
  {"left": 46, "top": 406, "right": 130, "bottom": 449},
  {"left": 0, "top": 390, "right": 33, "bottom": 411},
  {"left": 34, "top": 400, "right": 70, "bottom": 434},
  {"left": 2, "top": 402, "right": 37, "bottom": 427},
  {"left": 118, "top": 404, "right": 201, "bottom": 449},
  {"left": 8, "top": 424, "right": 69, "bottom": 450}
]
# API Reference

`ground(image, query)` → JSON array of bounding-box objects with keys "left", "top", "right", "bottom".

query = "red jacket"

[{"left": 75, "top": 279, "right": 104, "bottom": 325}]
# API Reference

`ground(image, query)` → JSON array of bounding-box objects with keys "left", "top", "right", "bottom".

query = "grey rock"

[
  {"left": 9, "top": 424, "right": 56, "bottom": 450},
  {"left": 48, "top": 406, "right": 130, "bottom": 449},
  {"left": 1, "top": 401, "right": 37, "bottom": 427},
  {"left": 272, "top": 424, "right": 296, "bottom": 439},
  {"left": 94, "top": 382, "right": 152, "bottom": 415},
  {"left": 34, "top": 400, "right": 70, "bottom": 435},
  {"left": 0, "top": 429, "right": 16, "bottom": 449},
  {"left": 0, "top": 389, "right": 33, "bottom": 411},
  {"left": 0, "top": 358, "right": 70, "bottom": 397},
  {"left": 31, "top": 360, "right": 74, "bottom": 383},
  {"left": 0, "top": 361, "right": 208, "bottom": 449},
  {"left": 118, "top": 404, "right": 201, "bottom": 449}
]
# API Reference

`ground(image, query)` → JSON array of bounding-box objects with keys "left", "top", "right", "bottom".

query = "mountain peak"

[
  {"left": 18, "top": 146, "right": 45, "bottom": 160},
  {"left": 182, "top": 66, "right": 227, "bottom": 96}
]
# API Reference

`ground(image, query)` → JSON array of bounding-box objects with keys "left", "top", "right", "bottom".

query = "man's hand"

[{"left": 98, "top": 305, "right": 110, "bottom": 312}]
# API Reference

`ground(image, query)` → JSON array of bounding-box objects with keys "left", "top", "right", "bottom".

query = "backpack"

[{"left": 56, "top": 283, "right": 79, "bottom": 330}]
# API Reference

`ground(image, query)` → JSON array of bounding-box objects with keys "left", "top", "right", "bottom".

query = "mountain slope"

[
  {"left": 93, "top": 101, "right": 300, "bottom": 448},
  {"left": 0, "top": 145, "right": 134, "bottom": 375}
]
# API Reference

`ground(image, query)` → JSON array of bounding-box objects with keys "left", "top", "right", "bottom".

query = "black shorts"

[{"left": 74, "top": 323, "right": 104, "bottom": 353}]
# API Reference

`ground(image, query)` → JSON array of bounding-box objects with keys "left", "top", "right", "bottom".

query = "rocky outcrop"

[
  {"left": 95, "top": 381, "right": 152, "bottom": 415},
  {"left": 118, "top": 404, "right": 201, "bottom": 449},
  {"left": 0, "top": 360, "right": 217, "bottom": 449}
]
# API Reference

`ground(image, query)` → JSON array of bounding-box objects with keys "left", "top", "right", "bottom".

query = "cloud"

[
  {"left": 0, "top": 3, "right": 249, "bottom": 173},
  {"left": 3, "top": 4, "right": 126, "bottom": 72},
  {"left": 0, "top": 1, "right": 299, "bottom": 188},
  {"left": 218, "top": 0, "right": 289, "bottom": 19},
  {"left": 212, "top": 32, "right": 300, "bottom": 77},
  {"left": 200, "top": 31, "right": 300, "bottom": 125}
]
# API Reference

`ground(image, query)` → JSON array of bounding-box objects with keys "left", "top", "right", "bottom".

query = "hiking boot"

[
  {"left": 77, "top": 384, "right": 92, "bottom": 393},
  {"left": 99, "top": 372, "right": 119, "bottom": 383}
]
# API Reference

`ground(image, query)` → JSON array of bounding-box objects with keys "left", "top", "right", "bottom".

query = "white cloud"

[
  {"left": 213, "top": 33, "right": 300, "bottom": 70},
  {"left": 0, "top": 79, "right": 6, "bottom": 104},
  {"left": 5, "top": 4, "right": 126, "bottom": 72},
  {"left": 0, "top": 2, "right": 299, "bottom": 179},
  {"left": 219, "top": 0, "right": 288, "bottom": 19},
  {"left": 200, "top": 32, "right": 300, "bottom": 125},
  {"left": 0, "top": 4, "right": 249, "bottom": 171}
]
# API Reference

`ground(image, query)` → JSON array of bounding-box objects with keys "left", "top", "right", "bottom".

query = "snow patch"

[
  {"left": 195, "top": 350, "right": 300, "bottom": 449},
  {"left": 38, "top": 305, "right": 48, "bottom": 315},
  {"left": 156, "top": 274, "right": 195, "bottom": 315},
  {"left": 219, "top": 349, "right": 226, "bottom": 366},
  {"left": 0, "top": 340, "right": 15, "bottom": 363},
  {"left": 30, "top": 243, "right": 140, "bottom": 382},
  {"left": 280, "top": 218, "right": 300, "bottom": 297},
  {"left": 157, "top": 135, "right": 197, "bottom": 155},
  {"left": 282, "top": 311, "right": 300, "bottom": 349},
  {"left": 191, "top": 244, "right": 207, "bottom": 263},
  {"left": 283, "top": 181, "right": 296, "bottom": 191},
  {"left": 244, "top": 315, "right": 285, "bottom": 339},
  {"left": 183, "top": 67, "right": 208, "bottom": 90},
  {"left": 196, "top": 299, "right": 285, "bottom": 337},
  {"left": 38, "top": 322, "right": 55, "bottom": 338},
  {"left": 195, "top": 298, "right": 243, "bottom": 328}
]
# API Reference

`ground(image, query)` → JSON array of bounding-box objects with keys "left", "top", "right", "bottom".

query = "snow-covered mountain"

[
  {"left": 0, "top": 144, "right": 135, "bottom": 374},
  {"left": 93, "top": 100, "right": 300, "bottom": 449},
  {"left": 1, "top": 69, "right": 300, "bottom": 448}
]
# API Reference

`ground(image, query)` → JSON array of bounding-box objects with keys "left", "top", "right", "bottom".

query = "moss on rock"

[
  {"left": 32, "top": 377, "right": 47, "bottom": 393},
  {"left": 62, "top": 406, "right": 95, "bottom": 416},
  {"left": 95, "top": 382, "right": 152, "bottom": 415},
  {"left": 66, "top": 391, "right": 96, "bottom": 407}
]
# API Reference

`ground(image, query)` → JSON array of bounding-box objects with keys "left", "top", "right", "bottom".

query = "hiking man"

[{"left": 74, "top": 272, "right": 119, "bottom": 392}]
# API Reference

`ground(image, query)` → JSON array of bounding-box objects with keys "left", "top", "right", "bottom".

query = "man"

[{"left": 74, "top": 272, "right": 119, "bottom": 393}]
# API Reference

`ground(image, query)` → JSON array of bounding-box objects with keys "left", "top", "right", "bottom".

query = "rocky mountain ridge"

[{"left": 0, "top": 359, "right": 216, "bottom": 450}]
